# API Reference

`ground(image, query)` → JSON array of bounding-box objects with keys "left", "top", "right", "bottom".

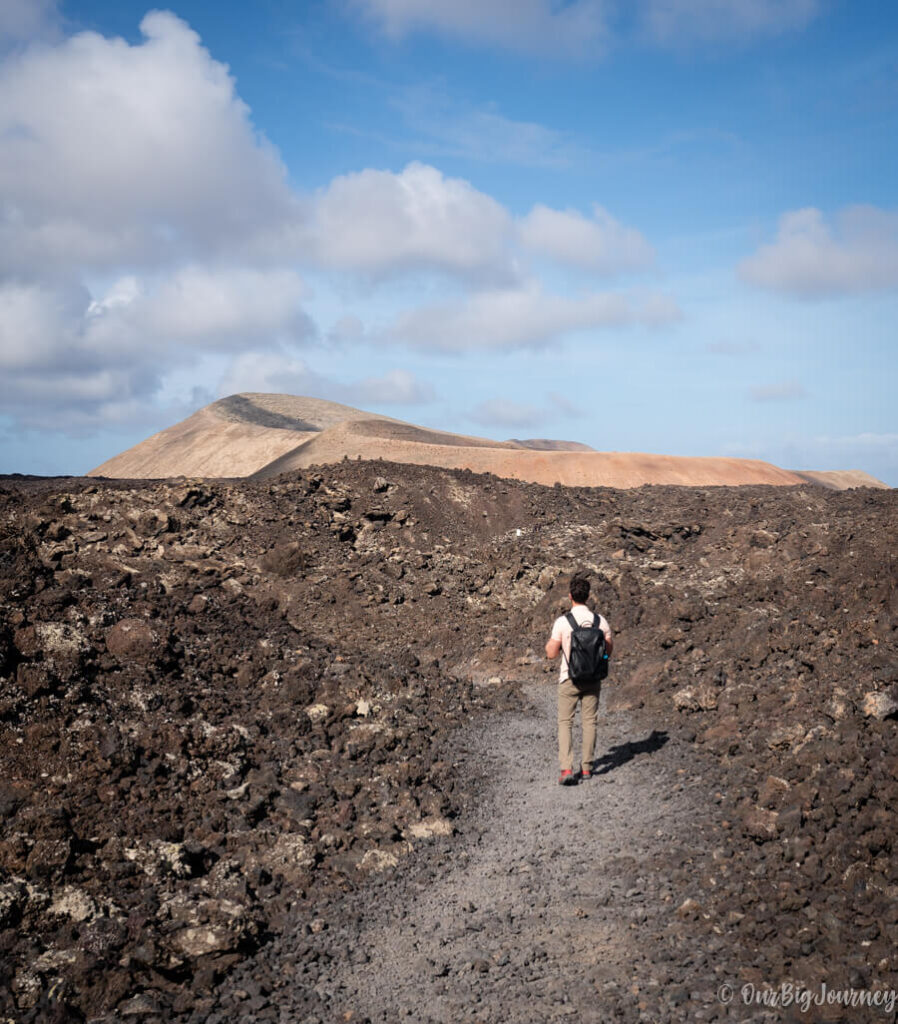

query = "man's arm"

[
  {"left": 597, "top": 613, "right": 614, "bottom": 656},
  {"left": 545, "top": 637, "right": 562, "bottom": 659}
]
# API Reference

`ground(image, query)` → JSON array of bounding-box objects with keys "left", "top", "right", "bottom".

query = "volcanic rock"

[{"left": 0, "top": 461, "right": 894, "bottom": 1022}]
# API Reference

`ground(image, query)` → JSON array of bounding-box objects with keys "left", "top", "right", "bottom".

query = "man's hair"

[{"left": 569, "top": 573, "right": 590, "bottom": 604}]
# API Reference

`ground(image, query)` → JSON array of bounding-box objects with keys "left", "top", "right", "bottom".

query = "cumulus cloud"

[
  {"left": 0, "top": 12, "right": 317, "bottom": 432},
  {"left": 519, "top": 204, "right": 654, "bottom": 274},
  {"left": 218, "top": 353, "right": 331, "bottom": 399},
  {"left": 349, "top": 0, "right": 608, "bottom": 56},
  {"left": 0, "top": 278, "right": 86, "bottom": 372},
  {"left": 0, "top": 279, "right": 163, "bottom": 431},
  {"left": 0, "top": 267, "right": 312, "bottom": 430},
  {"left": 306, "top": 161, "right": 515, "bottom": 282},
  {"left": 88, "top": 267, "right": 312, "bottom": 350},
  {"left": 0, "top": 11, "right": 300, "bottom": 275},
  {"left": 386, "top": 282, "right": 681, "bottom": 352},
  {"left": 471, "top": 398, "right": 546, "bottom": 429},
  {"left": 305, "top": 163, "right": 658, "bottom": 284},
  {"left": 739, "top": 206, "right": 898, "bottom": 297},
  {"left": 0, "top": 0, "right": 59, "bottom": 45},
  {"left": 748, "top": 379, "right": 806, "bottom": 402},
  {"left": 0, "top": 11, "right": 669, "bottom": 440},
  {"left": 639, "top": 0, "right": 819, "bottom": 44}
]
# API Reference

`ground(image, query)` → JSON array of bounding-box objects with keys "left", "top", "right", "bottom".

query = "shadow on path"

[{"left": 593, "top": 729, "right": 669, "bottom": 775}]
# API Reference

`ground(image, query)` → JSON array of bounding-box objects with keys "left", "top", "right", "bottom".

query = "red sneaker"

[
  {"left": 580, "top": 768, "right": 593, "bottom": 780},
  {"left": 559, "top": 769, "right": 577, "bottom": 786}
]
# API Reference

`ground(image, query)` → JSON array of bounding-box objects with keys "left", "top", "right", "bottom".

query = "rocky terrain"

[{"left": 0, "top": 462, "right": 896, "bottom": 1022}]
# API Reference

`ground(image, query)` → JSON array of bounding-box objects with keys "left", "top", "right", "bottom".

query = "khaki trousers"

[{"left": 557, "top": 679, "right": 601, "bottom": 773}]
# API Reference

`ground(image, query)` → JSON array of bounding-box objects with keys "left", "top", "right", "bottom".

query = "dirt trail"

[{"left": 215, "top": 681, "right": 729, "bottom": 1024}]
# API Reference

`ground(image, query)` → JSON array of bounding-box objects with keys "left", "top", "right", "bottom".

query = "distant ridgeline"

[{"left": 88, "top": 393, "right": 888, "bottom": 490}]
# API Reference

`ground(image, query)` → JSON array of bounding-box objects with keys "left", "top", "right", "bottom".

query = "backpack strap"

[{"left": 561, "top": 611, "right": 577, "bottom": 668}]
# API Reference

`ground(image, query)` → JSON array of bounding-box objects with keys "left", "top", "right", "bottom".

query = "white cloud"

[
  {"left": 640, "top": 0, "right": 819, "bottom": 45},
  {"left": 218, "top": 353, "right": 328, "bottom": 399},
  {"left": 306, "top": 161, "right": 515, "bottom": 282},
  {"left": 739, "top": 206, "right": 898, "bottom": 297},
  {"left": 355, "top": 369, "right": 435, "bottom": 404},
  {"left": 0, "top": 0, "right": 59, "bottom": 44},
  {"left": 349, "top": 0, "right": 608, "bottom": 56},
  {"left": 0, "top": 267, "right": 313, "bottom": 430},
  {"left": 0, "top": 11, "right": 300, "bottom": 275},
  {"left": 349, "top": 0, "right": 819, "bottom": 54},
  {"left": 306, "top": 163, "right": 658, "bottom": 284},
  {"left": 98, "top": 267, "right": 312, "bottom": 349},
  {"left": 328, "top": 315, "right": 367, "bottom": 344},
  {"left": 471, "top": 398, "right": 546, "bottom": 429},
  {"left": 218, "top": 353, "right": 435, "bottom": 408},
  {"left": 0, "top": 280, "right": 162, "bottom": 431},
  {"left": 519, "top": 204, "right": 655, "bottom": 274},
  {"left": 392, "top": 87, "right": 578, "bottom": 167},
  {"left": 0, "top": 12, "right": 314, "bottom": 431},
  {"left": 0, "top": 11, "right": 670, "bottom": 438},
  {"left": 0, "top": 278, "right": 86, "bottom": 372},
  {"left": 387, "top": 282, "right": 681, "bottom": 352},
  {"left": 749, "top": 379, "right": 806, "bottom": 402},
  {"left": 469, "top": 389, "right": 585, "bottom": 429}
]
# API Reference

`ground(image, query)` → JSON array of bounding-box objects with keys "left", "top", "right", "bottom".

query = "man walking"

[{"left": 545, "top": 573, "right": 613, "bottom": 785}]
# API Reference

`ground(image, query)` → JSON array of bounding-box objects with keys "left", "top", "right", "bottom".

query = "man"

[{"left": 545, "top": 573, "right": 613, "bottom": 785}]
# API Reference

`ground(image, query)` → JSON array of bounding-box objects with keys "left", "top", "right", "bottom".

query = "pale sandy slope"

[
  {"left": 89, "top": 394, "right": 395, "bottom": 479},
  {"left": 251, "top": 417, "right": 810, "bottom": 487},
  {"left": 90, "top": 392, "right": 887, "bottom": 489},
  {"left": 792, "top": 470, "right": 889, "bottom": 490}
]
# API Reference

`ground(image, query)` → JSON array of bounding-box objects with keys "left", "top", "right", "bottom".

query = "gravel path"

[{"left": 284, "top": 682, "right": 721, "bottom": 1024}]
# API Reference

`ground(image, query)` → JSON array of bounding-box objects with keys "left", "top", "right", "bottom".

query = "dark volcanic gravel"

[
  {"left": 0, "top": 461, "right": 896, "bottom": 1023},
  {"left": 233, "top": 684, "right": 710, "bottom": 1024}
]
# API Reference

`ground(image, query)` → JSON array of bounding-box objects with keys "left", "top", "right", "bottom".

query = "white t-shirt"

[{"left": 550, "top": 604, "right": 611, "bottom": 683}]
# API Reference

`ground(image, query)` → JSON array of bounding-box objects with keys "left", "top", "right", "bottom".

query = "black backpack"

[{"left": 564, "top": 611, "right": 608, "bottom": 685}]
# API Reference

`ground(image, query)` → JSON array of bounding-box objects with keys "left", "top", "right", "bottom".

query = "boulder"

[
  {"left": 862, "top": 688, "right": 898, "bottom": 720},
  {"left": 105, "top": 618, "right": 164, "bottom": 664},
  {"left": 25, "top": 837, "right": 71, "bottom": 881},
  {"left": 742, "top": 806, "right": 780, "bottom": 843},
  {"left": 673, "top": 684, "right": 718, "bottom": 712}
]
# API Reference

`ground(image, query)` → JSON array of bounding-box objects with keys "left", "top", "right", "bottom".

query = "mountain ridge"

[{"left": 88, "top": 393, "right": 889, "bottom": 490}]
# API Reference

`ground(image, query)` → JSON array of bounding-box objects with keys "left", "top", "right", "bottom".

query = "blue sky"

[{"left": 0, "top": 0, "right": 896, "bottom": 482}]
